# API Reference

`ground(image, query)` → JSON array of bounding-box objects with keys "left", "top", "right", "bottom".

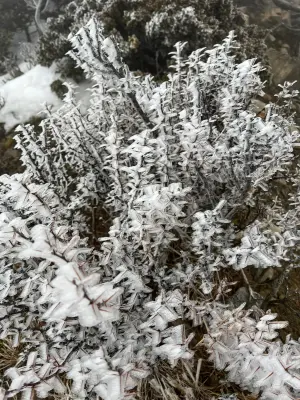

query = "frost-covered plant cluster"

[
  {"left": 0, "top": 17, "right": 300, "bottom": 400},
  {"left": 37, "top": 0, "right": 268, "bottom": 79},
  {"left": 204, "top": 305, "right": 300, "bottom": 400}
]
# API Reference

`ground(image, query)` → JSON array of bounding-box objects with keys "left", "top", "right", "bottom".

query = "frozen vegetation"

[
  {"left": 0, "top": 16, "right": 299, "bottom": 400},
  {"left": 1, "top": 1, "right": 300, "bottom": 399}
]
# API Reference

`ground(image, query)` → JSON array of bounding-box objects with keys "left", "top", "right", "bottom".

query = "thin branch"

[{"left": 273, "top": 0, "right": 300, "bottom": 13}]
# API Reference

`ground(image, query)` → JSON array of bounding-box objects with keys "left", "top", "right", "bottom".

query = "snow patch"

[
  {"left": 0, "top": 65, "right": 62, "bottom": 130},
  {"left": 19, "top": 61, "right": 34, "bottom": 74}
]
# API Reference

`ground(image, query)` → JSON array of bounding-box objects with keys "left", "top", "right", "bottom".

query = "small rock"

[
  {"left": 268, "top": 34, "right": 276, "bottom": 42},
  {"left": 259, "top": 267, "right": 275, "bottom": 283},
  {"left": 250, "top": 99, "right": 266, "bottom": 114},
  {"left": 229, "top": 287, "right": 249, "bottom": 308},
  {"left": 280, "top": 47, "right": 290, "bottom": 56}
]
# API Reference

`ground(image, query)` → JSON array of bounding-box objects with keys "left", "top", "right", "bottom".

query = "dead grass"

[
  {"left": 0, "top": 339, "right": 23, "bottom": 373},
  {"left": 0, "top": 336, "right": 259, "bottom": 400},
  {"left": 136, "top": 346, "right": 258, "bottom": 400}
]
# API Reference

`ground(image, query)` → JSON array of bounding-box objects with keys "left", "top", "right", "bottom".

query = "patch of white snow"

[{"left": 0, "top": 65, "right": 62, "bottom": 130}]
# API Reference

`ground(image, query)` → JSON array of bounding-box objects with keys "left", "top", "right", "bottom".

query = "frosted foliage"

[
  {"left": 0, "top": 16, "right": 299, "bottom": 400},
  {"left": 146, "top": 6, "right": 203, "bottom": 47},
  {"left": 204, "top": 305, "right": 300, "bottom": 400}
]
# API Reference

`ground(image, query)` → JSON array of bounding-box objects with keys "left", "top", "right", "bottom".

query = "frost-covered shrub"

[
  {"left": 0, "top": 17, "right": 300, "bottom": 400},
  {"left": 0, "top": 0, "right": 33, "bottom": 74},
  {"left": 204, "top": 304, "right": 300, "bottom": 400},
  {"left": 0, "top": 30, "right": 12, "bottom": 74},
  {"left": 37, "top": 0, "right": 104, "bottom": 80},
  {"left": 37, "top": 0, "right": 269, "bottom": 80}
]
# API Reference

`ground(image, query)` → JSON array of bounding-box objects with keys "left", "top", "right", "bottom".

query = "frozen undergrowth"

[{"left": 0, "top": 17, "right": 299, "bottom": 400}]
